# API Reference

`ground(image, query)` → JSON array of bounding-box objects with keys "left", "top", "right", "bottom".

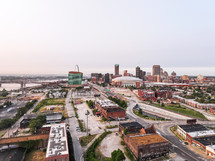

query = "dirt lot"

[{"left": 99, "top": 133, "right": 129, "bottom": 161}]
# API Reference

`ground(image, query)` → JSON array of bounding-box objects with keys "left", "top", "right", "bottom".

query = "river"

[{"left": 0, "top": 83, "right": 40, "bottom": 91}]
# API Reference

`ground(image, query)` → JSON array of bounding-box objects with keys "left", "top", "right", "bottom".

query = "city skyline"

[{"left": 1, "top": 0, "right": 215, "bottom": 75}]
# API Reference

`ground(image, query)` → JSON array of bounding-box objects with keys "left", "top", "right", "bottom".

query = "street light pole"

[{"left": 85, "top": 110, "right": 90, "bottom": 142}]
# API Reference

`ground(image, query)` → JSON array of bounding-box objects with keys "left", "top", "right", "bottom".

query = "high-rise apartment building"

[
  {"left": 115, "top": 64, "right": 119, "bottom": 76},
  {"left": 152, "top": 65, "right": 161, "bottom": 76}
]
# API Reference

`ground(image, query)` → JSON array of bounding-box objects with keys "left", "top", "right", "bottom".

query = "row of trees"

[{"left": 108, "top": 96, "right": 127, "bottom": 109}]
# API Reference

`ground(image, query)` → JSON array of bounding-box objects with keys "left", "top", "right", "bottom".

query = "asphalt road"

[
  {"left": 65, "top": 90, "right": 84, "bottom": 161},
  {"left": 0, "top": 101, "right": 26, "bottom": 121}
]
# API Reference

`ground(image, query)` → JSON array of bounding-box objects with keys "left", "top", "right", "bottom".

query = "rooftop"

[
  {"left": 46, "top": 123, "right": 68, "bottom": 158},
  {"left": 178, "top": 124, "right": 208, "bottom": 133},
  {"left": 112, "top": 76, "right": 142, "bottom": 82},
  {"left": 106, "top": 107, "right": 125, "bottom": 112},
  {"left": 188, "top": 130, "right": 215, "bottom": 138},
  {"left": 194, "top": 135, "right": 215, "bottom": 146},
  {"left": 129, "top": 134, "right": 168, "bottom": 146},
  {"left": 96, "top": 100, "right": 117, "bottom": 107},
  {"left": 120, "top": 122, "right": 143, "bottom": 129},
  {"left": 46, "top": 113, "right": 62, "bottom": 121}
]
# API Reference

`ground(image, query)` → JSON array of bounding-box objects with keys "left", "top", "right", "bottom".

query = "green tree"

[
  {"left": 111, "top": 149, "right": 126, "bottom": 161},
  {"left": 1, "top": 88, "right": 9, "bottom": 97},
  {"left": 29, "top": 115, "right": 46, "bottom": 134},
  {"left": 138, "top": 108, "right": 143, "bottom": 115}
]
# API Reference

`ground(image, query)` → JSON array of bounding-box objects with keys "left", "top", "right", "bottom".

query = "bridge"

[
  {"left": 0, "top": 134, "right": 49, "bottom": 145},
  {"left": 0, "top": 77, "right": 67, "bottom": 91}
]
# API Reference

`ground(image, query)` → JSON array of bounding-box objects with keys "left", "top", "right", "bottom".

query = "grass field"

[
  {"left": 0, "top": 130, "right": 6, "bottom": 138},
  {"left": 33, "top": 98, "right": 65, "bottom": 113},
  {"left": 79, "top": 134, "right": 97, "bottom": 146},
  {"left": 152, "top": 103, "right": 207, "bottom": 120}
]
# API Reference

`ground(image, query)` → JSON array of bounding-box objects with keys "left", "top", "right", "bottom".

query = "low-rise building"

[
  {"left": 124, "top": 133, "right": 169, "bottom": 160},
  {"left": 174, "top": 95, "right": 215, "bottom": 110},
  {"left": 46, "top": 113, "right": 63, "bottom": 124},
  {"left": 119, "top": 122, "right": 169, "bottom": 160},
  {"left": 138, "top": 90, "right": 156, "bottom": 101},
  {"left": 119, "top": 122, "right": 144, "bottom": 134},
  {"left": 45, "top": 123, "right": 69, "bottom": 161},
  {"left": 177, "top": 124, "right": 215, "bottom": 157},
  {"left": 20, "top": 114, "right": 37, "bottom": 129},
  {"left": 95, "top": 100, "right": 126, "bottom": 120}
]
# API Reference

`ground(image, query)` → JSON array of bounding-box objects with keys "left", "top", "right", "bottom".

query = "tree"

[
  {"left": 29, "top": 115, "right": 46, "bottom": 134},
  {"left": 138, "top": 108, "right": 143, "bottom": 115},
  {"left": 111, "top": 149, "right": 125, "bottom": 161},
  {"left": 1, "top": 88, "right": 8, "bottom": 97}
]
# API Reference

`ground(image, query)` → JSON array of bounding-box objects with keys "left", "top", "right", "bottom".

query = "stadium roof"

[{"left": 112, "top": 76, "right": 142, "bottom": 82}]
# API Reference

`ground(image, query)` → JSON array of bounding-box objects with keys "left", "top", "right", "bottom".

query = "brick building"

[
  {"left": 124, "top": 134, "right": 169, "bottom": 160},
  {"left": 95, "top": 100, "right": 126, "bottom": 120},
  {"left": 138, "top": 90, "right": 156, "bottom": 101},
  {"left": 177, "top": 124, "right": 215, "bottom": 157},
  {"left": 119, "top": 122, "right": 169, "bottom": 160},
  {"left": 45, "top": 123, "right": 69, "bottom": 161}
]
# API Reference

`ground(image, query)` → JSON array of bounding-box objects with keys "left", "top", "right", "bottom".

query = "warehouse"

[
  {"left": 95, "top": 100, "right": 126, "bottom": 120},
  {"left": 124, "top": 133, "right": 169, "bottom": 160},
  {"left": 45, "top": 123, "right": 69, "bottom": 161}
]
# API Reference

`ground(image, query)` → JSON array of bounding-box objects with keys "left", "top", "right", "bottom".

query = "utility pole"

[{"left": 85, "top": 110, "right": 90, "bottom": 142}]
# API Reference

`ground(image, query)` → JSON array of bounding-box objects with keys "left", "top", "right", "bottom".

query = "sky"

[{"left": 0, "top": 0, "right": 215, "bottom": 76}]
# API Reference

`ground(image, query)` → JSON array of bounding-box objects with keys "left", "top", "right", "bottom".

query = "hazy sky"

[{"left": 0, "top": 0, "right": 215, "bottom": 76}]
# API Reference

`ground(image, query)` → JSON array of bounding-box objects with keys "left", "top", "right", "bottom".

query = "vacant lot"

[{"left": 24, "top": 150, "right": 46, "bottom": 161}]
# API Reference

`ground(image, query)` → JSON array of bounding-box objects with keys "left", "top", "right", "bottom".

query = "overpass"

[{"left": 0, "top": 134, "right": 49, "bottom": 145}]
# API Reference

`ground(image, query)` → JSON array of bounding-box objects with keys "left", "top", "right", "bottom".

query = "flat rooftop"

[
  {"left": 129, "top": 134, "right": 168, "bottom": 146},
  {"left": 46, "top": 123, "right": 68, "bottom": 158},
  {"left": 120, "top": 122, "right": 143, "bottom": 129},
  {"left": 188, "top": 130, "right": 215, "bottom": 138},
  {"left": 178, "top": 124, "right": 208, "bottom": 133},
  {"left": 96, "top": 100, "right": 117, "bottom": 107},
  {"left": 194, "top": 135, "right": 215, "bottom": 146},
  {"left": 106, "top": 108, "right": 125, "bottom": 112}
]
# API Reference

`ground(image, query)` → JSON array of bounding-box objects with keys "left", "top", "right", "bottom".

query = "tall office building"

[
  {"left": 152, "top": 65, "right": 161, "bottom": 76},
  {"left": 68, "top": 71, "right": 83, "bottom": 85},
  {"left": 104, "top": 73, "right": 110, "bottom": 84},
  {"left": 115, "top": 64, "right": 119, "bottom": 76},
  {"left": 136, "top": 66, "right": 141, "bottom": 78}
]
